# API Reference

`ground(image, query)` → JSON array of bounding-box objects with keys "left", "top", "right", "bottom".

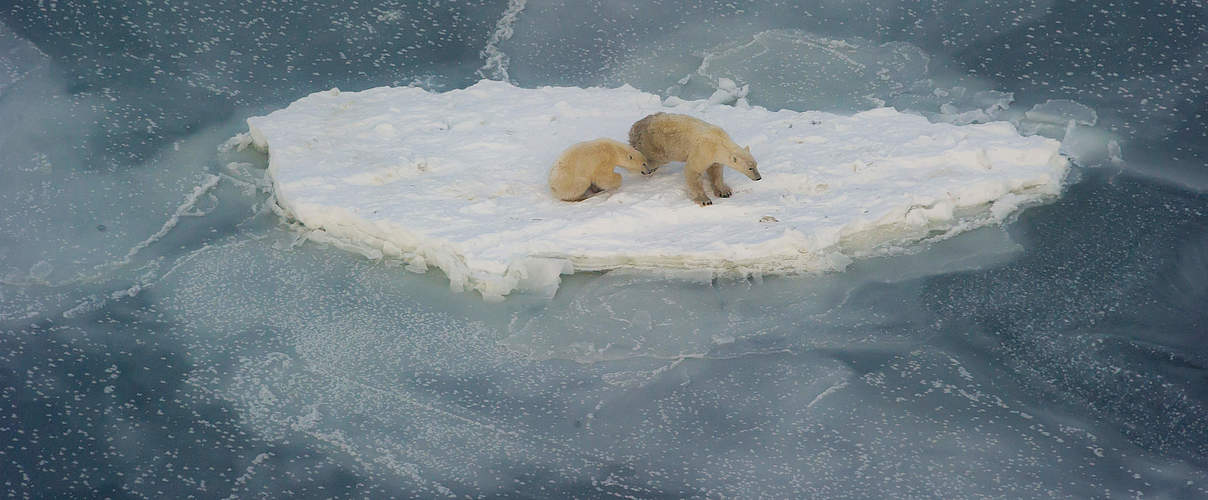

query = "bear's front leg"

[
  {"left": 707, "top": 163, "right": 732, "bottom": 198},
  {"left": 685, "top": 167, "right": 712, "bottom": 206}
]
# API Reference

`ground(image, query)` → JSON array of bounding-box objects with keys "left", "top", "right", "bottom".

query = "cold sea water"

[{"left": 1, "top": 1, "right": 1205, "bottom": 497}]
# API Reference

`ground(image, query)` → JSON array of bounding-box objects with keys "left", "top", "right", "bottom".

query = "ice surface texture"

[{"left": 248, "top": 80, "right": 1067, "bottom": 299}]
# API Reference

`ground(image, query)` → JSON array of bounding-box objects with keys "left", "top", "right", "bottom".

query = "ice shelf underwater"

[{"left": 245, "top": 80, "right": 1068, "bottom": 300}]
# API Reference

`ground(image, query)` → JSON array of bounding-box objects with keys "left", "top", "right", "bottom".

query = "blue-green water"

[{"left": 2, "top": 1, "right": 1205, "bottom": 497}]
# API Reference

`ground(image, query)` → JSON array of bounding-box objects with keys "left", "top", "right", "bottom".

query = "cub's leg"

[
  {"left": 707, "top": 163, "right": 732, "bottom": 198},
  {"left": 684, "top": 162, "right": 712, "bottom": 206},
  {"left": 564, "top": 185, "right": 601, "bottom": 202},
  {"left": 565, "top": 183, "right": 598, "bottom": 201},
  {"left": 595, "top": 172, "right": 623, "bottom": 191},
  {"left": 551, "top": 169, "right": 594, "bottom": 201}
]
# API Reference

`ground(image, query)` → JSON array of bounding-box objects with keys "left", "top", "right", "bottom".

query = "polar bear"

[
  {"left": 548, "top": 138, "right": 652, "bottom": 201},
  {"left": 629, "top": 112, "right": 761, "bottom": 206}
]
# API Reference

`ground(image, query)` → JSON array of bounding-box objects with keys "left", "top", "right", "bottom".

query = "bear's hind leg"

[{"left": 707, "top": 163, "right": 732, "bottom": 198}]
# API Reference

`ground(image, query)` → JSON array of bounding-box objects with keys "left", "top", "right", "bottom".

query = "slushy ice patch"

[
  {"left": 0, "top": 23, "right": 48, "bottom": 94},
  {"left": 504, "top": 225, "right": 1028, "bottom": 363},
  {"left": 247, "top": 80, "right": 1067, "bottom": 300},
  {"left": 685, "top": 30, "right": 1121, "bottom": 167},
  {"left": 690, "top": 30, "right": 932, "bottom": 113}
]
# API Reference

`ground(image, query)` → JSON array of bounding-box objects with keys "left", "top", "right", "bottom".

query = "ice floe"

[{"left": 247, "top": 80, "right": 1067, "bottom": 300}]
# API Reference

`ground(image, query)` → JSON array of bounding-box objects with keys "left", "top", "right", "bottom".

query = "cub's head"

[
  {"left": 621, "top": 146, "right": 653, "bottom": 176},
  {"left": 728, "top": 145, "right": 761, "bottom": 180}
]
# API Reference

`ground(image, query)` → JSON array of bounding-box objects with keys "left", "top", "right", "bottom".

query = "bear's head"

[
  {"left": 727, "top": 145, "right": 761, "bottom": 181},
  {"left": 620, "top": 146, "right": 653, "bottom": 176}
]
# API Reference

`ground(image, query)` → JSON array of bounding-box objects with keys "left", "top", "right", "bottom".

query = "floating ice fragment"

[
  {"left": 1024, "top": 99, "right": 1098, "bottom": 127},
  {"left": 28, "top": 260, "right": 53, "bottom": 282}
]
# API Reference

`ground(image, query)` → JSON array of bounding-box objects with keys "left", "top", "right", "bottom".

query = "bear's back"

[{"left": 631, "top": 113, "right": 734, "bottom": 164}]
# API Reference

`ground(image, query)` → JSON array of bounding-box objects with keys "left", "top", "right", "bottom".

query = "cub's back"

[{"left": 556, "top": 138, "right": 622, "bottom": 169}]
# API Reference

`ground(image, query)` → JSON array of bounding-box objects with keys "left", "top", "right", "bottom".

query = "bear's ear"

[{"left": 744, "top": 145, "right": 751, "bottom": 152}]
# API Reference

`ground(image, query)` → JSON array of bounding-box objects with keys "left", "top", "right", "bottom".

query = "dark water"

[{"left": 2, "top": 1, "right": 1205, "bottom": 497}]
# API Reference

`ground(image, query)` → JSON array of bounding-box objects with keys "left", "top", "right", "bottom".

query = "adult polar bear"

[{"left": 629, "top": 112, "right": 762, "bottom": 206}]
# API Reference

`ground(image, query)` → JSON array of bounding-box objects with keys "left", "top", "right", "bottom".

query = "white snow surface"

[{"left": 247, "top": 80, "right": 1067, "bottom": 300}]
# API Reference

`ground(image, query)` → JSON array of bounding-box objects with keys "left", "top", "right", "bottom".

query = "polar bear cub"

[
  {"left": 549, "top": 138, "right": 652, "bottom": 201},
  {"left": 629, "top": 112, "right": 761, "bottom": 206}
]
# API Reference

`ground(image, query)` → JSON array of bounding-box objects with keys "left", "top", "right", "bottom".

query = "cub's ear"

[{"left": 744, "top": 145, "right": 751, "bottom": 152}]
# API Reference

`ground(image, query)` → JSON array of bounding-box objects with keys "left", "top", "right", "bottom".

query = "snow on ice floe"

[{"left": 246, "top": 79, "right": 1068, "bottom": 300}]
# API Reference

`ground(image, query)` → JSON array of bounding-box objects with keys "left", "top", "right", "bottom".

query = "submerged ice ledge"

[{"left": 246, "top": 80, "right": 1067, "bottom": 300}]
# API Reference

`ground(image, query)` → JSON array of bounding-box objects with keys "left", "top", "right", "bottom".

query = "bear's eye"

[{"left": 628, "top": 155, "right": 633, "bottom": 160}]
